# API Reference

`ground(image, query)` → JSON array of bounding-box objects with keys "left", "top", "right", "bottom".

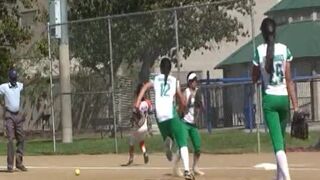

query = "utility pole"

[
  {"left": 59, "top": 0, "right": 72, "bottom": 143},
  {"left": 174, "top": 10, "right": 180, "bottom": 82}
]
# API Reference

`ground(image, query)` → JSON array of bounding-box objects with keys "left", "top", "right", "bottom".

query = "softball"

[{"left": 75, "top": 168, "right": 80, "bottom": 176}]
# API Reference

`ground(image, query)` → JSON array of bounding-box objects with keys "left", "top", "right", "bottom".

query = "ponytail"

[
  {"left": 164, "top": 72, "right": 169, "bottom": 86},
  {"left": 160, "top": 57, "right": 172, "bottom": 86},
  {"left": 260, "top": 17, "right": 276, "bottom": 74},
  {"left": 265, "top": 35, "right": 275, "bottom": 74}
]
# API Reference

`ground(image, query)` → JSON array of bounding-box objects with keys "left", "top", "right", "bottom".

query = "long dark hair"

[
  {"left": 160, "top": 57, "right": 172, "bottom": 86},
  {"left": 260, "top": 17, "right": 276, "bottom": 74}
]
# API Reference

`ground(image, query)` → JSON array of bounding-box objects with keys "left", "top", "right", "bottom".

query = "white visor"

[{"left": 188, "top": 73, "right": 197, "bottom": 81}]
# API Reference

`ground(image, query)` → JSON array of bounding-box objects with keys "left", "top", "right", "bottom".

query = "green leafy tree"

[
  {"left": 0, "top": 0, "right": 33, "bottom": 82},
  {"left": 68, "top": 0, "right": 251, "bottom": 83}
]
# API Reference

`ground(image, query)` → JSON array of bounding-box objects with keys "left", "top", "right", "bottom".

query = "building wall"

[
  {"left": 314, "top": 58, "right": 320, "bottom": 74},
  {"left": 292, "top": 60, "right": 313, "bottom": 76},
  {"left": 223, "top": 58, "right": 318, "bottom": 78},
  {"left": 270, "top": 8, "right": 320, "bottom": 25},
  {"left": 223, "top": 63, "right": 250, "bottom": 78}
]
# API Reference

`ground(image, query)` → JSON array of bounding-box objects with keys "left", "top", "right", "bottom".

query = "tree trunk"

[{"left": 139, "top": 50, "right": 158, "bottom": 83}]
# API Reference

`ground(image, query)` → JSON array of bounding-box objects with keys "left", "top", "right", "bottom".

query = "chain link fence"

[
  {"left": 195, "top": 78, "right": 320, "bottom": 135},
  {"left": 47, "top": 2, "right": 252, "bottom": 137},
  {"left": 9, "top": 1, "right": 318, "bottom": 153}
]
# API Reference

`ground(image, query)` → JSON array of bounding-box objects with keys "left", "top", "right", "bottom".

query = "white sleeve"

[
  {"left": 0, "top": 84, "right": 5, "bottom": 95},
  {"left": 18, "top": 82, "right": 23, "bottom": 91}
]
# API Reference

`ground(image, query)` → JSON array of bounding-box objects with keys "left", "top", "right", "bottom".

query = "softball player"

[
  {"left": 252, "top": 18, "right": 298, "bottom": 180},
  {"left": 173, "top": 72, "right": 204, "bottom": 177},
  {"left": 124, "top": 84, "right": 152, "bottom": 166},
  {"left": 0, "top": 68, "right": 28, "bottom": 172},
  {"left": 135, "top": 57, "right": 194, "bottom": 180}
]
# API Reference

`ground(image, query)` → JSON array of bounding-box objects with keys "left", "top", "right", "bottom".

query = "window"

[
  {"left": 20, "top": 9, "right": 37, "bottom": 27},
  {"left": 288, "top": 10, "right": 313, "bottom": 22}
]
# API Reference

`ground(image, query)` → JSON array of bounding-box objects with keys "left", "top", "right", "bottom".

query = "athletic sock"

[
  {"left": 192, "top": 153, "right": 199, "bottom": 170},
  {"left": 180, "top": 146, "right": 190, "bottom": 171},
  {"left": 276, "top": 150, "right": 291, "bottom": 180},
  {"left": 173, "top": 150, "right": 181, "bottom": 166},
  {"left": 276, "top": 163, "right": 284, "bottom": 180},
  {"left": 140, "top": 141, "right": 146, "bottom": 153}
]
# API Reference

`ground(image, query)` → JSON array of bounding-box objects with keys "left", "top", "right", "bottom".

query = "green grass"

[
  {"left": 200, "top": 129, "right": 319, "bottom": 154},
  {"left": 0, "top": 129, "right": 318, "bottom": 156}
]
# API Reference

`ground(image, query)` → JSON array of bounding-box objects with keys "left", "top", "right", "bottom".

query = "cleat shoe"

[
  {"left": 173, "top": 166, "right": 183, "bottom": 177},
  {"left": 16, "top": 165, "right": 28, "bottom": 172},
  {"left": 193, "top": 168, "right": 205, "bottom": 176},
  {"left": 143, "top": 152, "right": 149, "bottom": 164},
  {"left": 184, "top": 170, "right": 195, "bottom": 180},
  {"left": 122, "top": 158, "right": 133, "bottom": 166},
  {"left": 7, "top": 167, "right": 14, "bottom": 173}
]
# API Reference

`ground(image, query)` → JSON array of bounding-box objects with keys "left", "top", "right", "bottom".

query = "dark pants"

[{"left": 4, "top": 110, "right": 25, "bottom": 169}]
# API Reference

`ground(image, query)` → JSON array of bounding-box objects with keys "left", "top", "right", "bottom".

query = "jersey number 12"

[{"left": 160, "top": 83, "right": 170, "bottom": 97}]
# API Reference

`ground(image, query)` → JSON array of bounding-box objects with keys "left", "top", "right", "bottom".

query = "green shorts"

[
  {"left": 157, "top": 110, "right": 188, "bottom": 148},
  {"left": 263, "top": 94, "right": 289, "bottom": 153},
  {"left": 184, "top": 122, "right": 201, "bottom": 153}
]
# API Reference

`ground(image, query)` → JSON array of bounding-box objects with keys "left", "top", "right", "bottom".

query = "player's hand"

[{"left": 134, "top": 102, "right": 139, "bottom": 109}]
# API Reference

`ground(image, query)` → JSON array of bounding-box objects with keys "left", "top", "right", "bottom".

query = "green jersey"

[
  {"left": 253, "top": 43, "right": 293, "bottom": 95},
  {"left": 152, "top": 74, "right": 177, "bottom": 122}
]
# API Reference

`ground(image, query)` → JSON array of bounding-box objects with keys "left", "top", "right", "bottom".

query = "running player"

[
  {"left": 252, "top": 17, "right": 298, "bottom": 180},
  {"left": 123, "top": 83, "right": 152, "bottom": 166},
  {"left": 173, "top": 72, "right": 204, "bottom": 177},
  {"left": 135, "top": 57, "right": 195, "bottom": 180}
]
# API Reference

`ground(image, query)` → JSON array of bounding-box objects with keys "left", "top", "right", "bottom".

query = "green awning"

[
  {"left": 265, "top": 0, "right": 320, "bottom": 15},
  {"left": 216, "top": 21, "right": 320, "bottom": 69}
]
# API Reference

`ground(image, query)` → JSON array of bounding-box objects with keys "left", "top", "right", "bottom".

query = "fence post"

[
  {"left": 47, "top": 23, "right": 56, "bottom": 152},
  {"left": 174, "top": 10, "right": 181, "bottom": 81},
  {"left": 249, "top": 0, "right": 261, "bottom": 153},
  {"left": 206, "top": 71, "right": 213, "bottom": 133},
  {"left": 108, "top": 17, "right": 118, "bottom": 154},
  {"left": 311, "top": 71, "right": 320, "bottom": 122}
]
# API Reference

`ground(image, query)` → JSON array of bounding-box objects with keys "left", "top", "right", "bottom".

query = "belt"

[{"left": 6, "top": 108, "right": 19, "bottom": 115}]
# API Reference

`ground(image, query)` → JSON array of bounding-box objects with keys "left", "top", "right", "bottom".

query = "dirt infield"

[{"left": 0, "top": 152, "right": 319, "bottom": 180}]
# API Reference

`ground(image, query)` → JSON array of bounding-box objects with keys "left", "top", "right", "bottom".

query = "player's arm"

[
  {"left": 135, "top": 81, "right": 153, "bottom": 109},
  {"left": 176, "top": 86, "right": 187, "bottom": 109},
  {"left": 285, "top": 61, "right": 298, "bottom": 111},
  {"left": 183, "top": 89, "right": 191, "bottom": 108}
]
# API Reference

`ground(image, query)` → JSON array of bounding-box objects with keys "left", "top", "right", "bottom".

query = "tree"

[
  {"left": 0, "top": 0, "right": 33, "bottom": 82},
  {"left": 0, "top": 0, "right": 54, "bottom": 131},
  {"left": 67, "top": 0, "right": 251, "bottom": 84}
]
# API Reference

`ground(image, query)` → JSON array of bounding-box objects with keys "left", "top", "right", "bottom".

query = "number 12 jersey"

[{"left": 152, "top": 74, "right": 177, "bottom": 122}]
